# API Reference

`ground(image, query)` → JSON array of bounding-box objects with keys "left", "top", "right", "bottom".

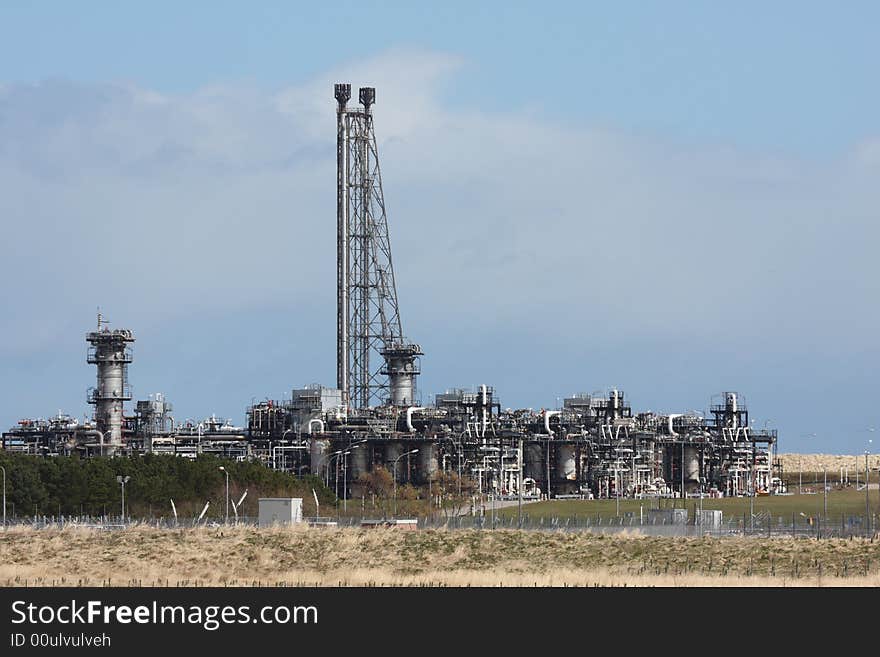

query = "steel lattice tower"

[{"left": 335, "top": 84, "right": 421, "bottom": 409}]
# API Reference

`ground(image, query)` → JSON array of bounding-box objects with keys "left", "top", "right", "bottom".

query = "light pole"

[
  {"left": 615, "top": 450, "right": 621, "bottom": 517},
  {"left": 517, "top": 438, "right": 523, "bottom": 528},
  {"left": 116, "top": 475, "right": 130, "bottom": 522},
  {"left": 219, "top": 466, "right": 230, "bottom": 523},
  {"left": 344, "top": 440, "right": 367, "bottom": 513},
  {"left": 1, "top": 465, "right": 6, "bottom": 529},
  {"left": 866, "top": 430, "right": 874, "bottom": 534},
  {"left": 799, "top": 432, "right": 816, "bottom": 495},
  {"left": 393, "top": 449, "right": 419, "bottom": 517},
  {"left": 865, "top": 448, "right": 870, "bottom": 535},
  {"left": 452, "top": 433, "right": 464, "bottom": 499},
  {"left": 823, "top": 466, "right": 827, "bottom": 520},
  {"left": 331, "top": 451, "right": 350, "bottom": 501},
  {"left": 335, "top": 450, "right": 350, "bottom": 510},
  {"left": 277, "top": 428, "right": 296, "bottom": 470},
  {"left": 325, "top": 450, "right": 343, "bottom": 487}
]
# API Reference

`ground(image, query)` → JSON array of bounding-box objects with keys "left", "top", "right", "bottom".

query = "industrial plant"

[{"left": 1, "top": 84, "right": 781, "bottom": 502}]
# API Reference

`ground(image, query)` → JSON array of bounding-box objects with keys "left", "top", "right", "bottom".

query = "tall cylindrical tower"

[
  {"left": 381, "top": 342, "right": 423, "bottom": 406},
  {"left": 86, "top": 316, "right": 134, "bottom": 454},
  {"left": 334, "top": 83, "right": 423, "bottom": 409}
]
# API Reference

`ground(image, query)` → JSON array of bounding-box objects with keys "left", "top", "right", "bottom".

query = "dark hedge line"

[{"left": 0, "top": 452, "right": 334, "bottom": 519}]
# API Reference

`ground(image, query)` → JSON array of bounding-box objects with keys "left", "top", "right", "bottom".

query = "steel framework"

[{"left": 335, "top": 83, "right": 420, "bottom": 408}]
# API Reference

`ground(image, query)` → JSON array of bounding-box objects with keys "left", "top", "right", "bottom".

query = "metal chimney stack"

[
  {"left": 335, "top": 83, "right": 351, "bottom": 404},
  {"left": 334, "top": 83, "right": 423, "bottom": 408}
]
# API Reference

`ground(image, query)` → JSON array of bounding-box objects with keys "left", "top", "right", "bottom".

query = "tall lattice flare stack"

[{"left": 335, "top": 83, "right": 422, "bottom": 409}]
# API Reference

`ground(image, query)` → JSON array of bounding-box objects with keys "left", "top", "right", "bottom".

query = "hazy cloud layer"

[{"left": 1, "top": 49, "right": 878, "bottom": 448}]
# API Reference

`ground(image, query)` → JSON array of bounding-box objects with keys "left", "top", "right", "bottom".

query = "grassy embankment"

[{"left": 2, "top": 525, "right": 880, "bottom": 587}]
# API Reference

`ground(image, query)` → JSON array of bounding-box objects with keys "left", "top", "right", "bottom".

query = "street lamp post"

[
  {"left": 219, "top": 466, "right": 230, "bottom": 524},
  {"left": 517, "top": 438, "right": 523, "bottom": 528},
  {"left": 866, "top": 430, "right": 874, "bottom": 535},
  {"left": 116, "top": 475, "right": 130, "bottom": 522},
  {"left": 865, "top": 449, "right": 870, "bottom": 535},
  {"left": 344, "top": 440, "right": 367, "bottom": 514},
  {"left": 325, "top": 450, "right": 342, "bottom": 488},
  {"left": 393, "top": 449, "right": 419, "bottom": 517},
  {"left": 798, "top": 432, "right": 816, "bottom": 495},
  {"left": 338, "top": 449, "right": 353, "bottom": 512},
  {"left": 1, "top": 465, "right": 6, "bottom": 529},
  {"left": 823, "top": 466, "right": 827, "bottom": 520},
  {"left": 277, "top": 429, "right": 295, "bottom": 470},
  {"left": 615, "top": 450, "right": 621, "bottom": 517}
]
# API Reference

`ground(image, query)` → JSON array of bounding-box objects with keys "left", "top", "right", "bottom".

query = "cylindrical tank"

[
  {"left": 684, "top": 446, "right": 700, "bottom": 486},
  {"left": 388, "top": 365, "right": 415, "bottom": 406},
  {"left": 417, "top": 443, "right": 438, "bottom": 484},
  {"left": 608, "top": 388, "right": 620, "bottom": 421},
  {"left": 349, "top": 443, "right": 369, "bottom": 481},
  {"left": 385, "top": 442, "right": 404, "bottom": 482},
  {"left": 726, "top": 392, "right": 737, "bottom": 413},
  {"left": 382, "top": 346, "right": 422, "bottom": 406},
  {"left": 664, "top": 445, "right": 677, "bottom": 483},
  {"left": 310, "top": 438, "right": 330, "bottom": 477},
  {"left": 524, "top": 443, "right": 544, "bottom": 480},
  {"left": 556, "top": 444, "right": 576, "bottom": 481}
]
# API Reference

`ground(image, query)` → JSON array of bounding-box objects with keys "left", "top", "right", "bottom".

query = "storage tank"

[
  {"left": 524, "top": 443, "right": 544, "bottom": 480},
  {"left": 684, "top": 445, "right": 700, "bottom": 488},
  {"left": 385, "top": 442, "right": 404, "bottom": 481},
  {"left": 349, "top": 443, "right": 369, "bottom": 481},
  {"left": 664, "top": 445, "right": 677, "bottom": 483},
  {"left": 417, "top": 443, "right": 438, "bottom": 484},
  {"left": 310, "top": 437, "right": 330, "bottom": 477},
  {"left": 556, "top": 444, "right": 576, "bottom": 480}
]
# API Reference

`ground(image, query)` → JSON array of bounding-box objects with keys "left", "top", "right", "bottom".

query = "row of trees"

[
  {"left": 0, "top": 453, "right": 482, "bottom": 521},
  {"left": 0, "top": 452, "right": 334, "bottom": 519}
]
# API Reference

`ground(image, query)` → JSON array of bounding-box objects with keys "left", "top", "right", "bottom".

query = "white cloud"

[{"left": 0, "top": 48, "right": 878, "bottom": 362}]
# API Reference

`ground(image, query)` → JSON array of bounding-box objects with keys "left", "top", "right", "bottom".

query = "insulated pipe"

[
  {"left": 544, "top": 410, "right": 561, "bottom": 435},
  {"left": 667, "top": 414, "right": 682, "bottom": 436},
  {"left": 308, "top": 418, "right": 325, "bottom": 435},
  {"left": 406, "top": 406, "right": 427, "bottom": 432},
  {"left": 75, "top": 429, "right": 105, "bottom": 457}
]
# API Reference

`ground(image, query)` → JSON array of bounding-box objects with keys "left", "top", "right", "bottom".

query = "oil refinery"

[{"left": 1, "top": 84, "right": 781, "bottom": 501}]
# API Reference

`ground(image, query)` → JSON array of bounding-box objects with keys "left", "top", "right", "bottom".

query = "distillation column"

[{"left": 86, "top": 318, "right": 134, "bottom": 454}]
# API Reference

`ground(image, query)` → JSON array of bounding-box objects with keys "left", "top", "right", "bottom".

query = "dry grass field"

[
  {"left": 778, "top": 453, "right": 880, "bottom": 474},
  {"left": 2, "top": 525, "right": 880, "bottom": 587}
]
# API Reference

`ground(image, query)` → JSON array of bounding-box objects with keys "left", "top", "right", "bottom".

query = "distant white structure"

[{"left": 258, "top": 498, "right": 303, "bottom": 527}]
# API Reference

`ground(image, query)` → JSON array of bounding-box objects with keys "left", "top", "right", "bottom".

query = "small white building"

[{"left": 258, "top": 498, "right": 303, "bottom": 527}]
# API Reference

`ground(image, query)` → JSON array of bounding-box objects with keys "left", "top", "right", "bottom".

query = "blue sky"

[
  {"left": 4, "top": 2, "right": 880, "bottom": 153},
  {"left": 1, "top": 3, "right": 878, "bottom": 452}
]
